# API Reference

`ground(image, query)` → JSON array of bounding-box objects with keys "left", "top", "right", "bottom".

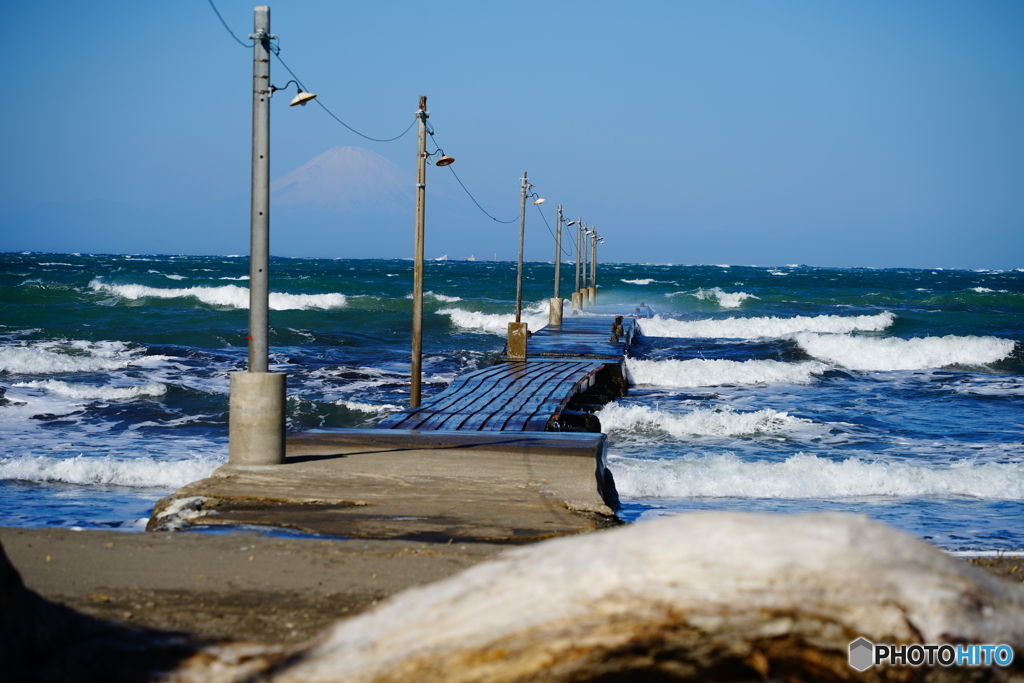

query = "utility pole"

[
  {"left": 582, "top": 225, "right": 590, "bottom": 307},
  {"left": 515, "top": 172, "right": 528, "bottom": 324},
  {"left": 590, "top": 228, "right": 598, "bottom": 303},
  {"left": 229, "top": 5, "right": 285, "bottom": 466},
  {"left": 410, "top": 96, "right": 428, "bottom": 407},
  {"left": 549, "top": 204, "right": 563, "bottom": 325},
  {"left": 508, "top": 172, "right": 530, "bottom": 360}
]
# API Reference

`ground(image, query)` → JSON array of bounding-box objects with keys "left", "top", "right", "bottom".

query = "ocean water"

[{"left": 1, "top": 253, "right": 1021, "bottom": 552}]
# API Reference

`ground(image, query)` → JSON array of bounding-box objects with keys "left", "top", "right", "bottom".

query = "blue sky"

[{"left": 2, "top": 1, "right": 1022, "bottom": 268}]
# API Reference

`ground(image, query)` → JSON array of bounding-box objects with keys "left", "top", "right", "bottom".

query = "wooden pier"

[{"left": 150, "top": 302, "right": 649, "bottom": 542}]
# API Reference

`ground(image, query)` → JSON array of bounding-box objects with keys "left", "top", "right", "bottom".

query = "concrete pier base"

[
  {"left": 507, "top": 322, "right": 528, "bottom": 360},
  {"left": 548, "top": 297, "right": 563, "bottom": 325},
  {"left": 149, "top": 430, "right": 619, "bottom": 542},
  {"left": 589, "top": 285, "right": 597, "bottom": 302},
  {"left": 571, "top": 292, "right": 581, "bottom": 310},
  {"left": 228, "top": 371, "right": 286, "bottom": 465}
]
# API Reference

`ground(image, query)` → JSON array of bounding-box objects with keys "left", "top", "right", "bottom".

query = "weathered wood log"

[{"left": 5, "top": 513, "right": 1024, "bottom": 682}]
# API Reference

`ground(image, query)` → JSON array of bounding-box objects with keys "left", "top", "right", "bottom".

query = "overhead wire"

[
  {"left": 207, "top": 0, "right": 572, "bottom": 244},
  {"left": 534, "top": 203, "right": 574, "bottom": 258},
  {"left": 206, "top": 0, "right": 253, "bottom": 48},
  {"left": 427, "top": 132, "right": 518, "bottom": 224},
  {"left": 206, "top": 0, "right": 416, "bottom": 143}
]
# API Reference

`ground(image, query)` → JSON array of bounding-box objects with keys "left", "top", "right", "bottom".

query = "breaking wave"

[
  {"left": 437, "top": 302, "right": 550, "bottom": 336},
  {"left": 794, "top": 333, "right": 1017, "bottom": 371},
  {"left": 13, "top": 379, "right": 167, "bottom": 400},
  {"left": 638, "top": 312, "right": 895, "bottom": 339},
  {"left": 599, "top": 403, "right": 813, "bottom": 438},
  {"left": 670, "top": 287, "right": 759, "bottom": 308},
  {"left": 611, "top": 453, "right": 1024, "bottom": 500},
  {"left": 0, "top": 341, "right": 159, "bottom": 375},
  {"left": 0, "top": 453, "right": 223, "bottom": 488},
  {"left": 625, "top": 358, "right": 829, "bottom": 387},
  {"left": 89, "top": 280, "right": 347, "bottom": 310}
]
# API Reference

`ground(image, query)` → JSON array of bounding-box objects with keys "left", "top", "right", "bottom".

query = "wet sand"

[
  {"left": 1, "top": 527, "right": 514, "bottom": 643},
  {"left": 3, "top": 526, "right": 1022, "bottom": 646}
]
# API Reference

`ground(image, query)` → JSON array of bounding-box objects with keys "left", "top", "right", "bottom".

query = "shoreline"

[{"left": 4, "top": 525, "right": 1023, "bottom": 645}]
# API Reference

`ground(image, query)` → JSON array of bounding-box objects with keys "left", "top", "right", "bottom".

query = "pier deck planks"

[{"left": 379, "top": 314, "right": 638, "bottom": 433}]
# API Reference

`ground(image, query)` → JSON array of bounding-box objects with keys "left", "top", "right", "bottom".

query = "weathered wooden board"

[{"left": 379, "top": 361, "right": 605, "bottom": 432}]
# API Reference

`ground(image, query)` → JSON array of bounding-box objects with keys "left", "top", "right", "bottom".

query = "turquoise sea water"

[{"left": 1, "top": 253, "right": 1022, "bottom": 551}]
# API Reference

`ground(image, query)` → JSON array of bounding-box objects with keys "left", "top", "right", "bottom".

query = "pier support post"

[
  {"left": 507, "top": 322, "right": 528, "bottom": 361},
  {"left": 589, "top": 285, "right": 597, "bottom": 303},
  {"left": 229, "top": 371, "right": 285, "bottom": 464},
  {"left": 549, "top": 297, "right": 563, "bottom": 325},
  {"left": 571, "top": 292, "right": 581, "bottom": 310}
]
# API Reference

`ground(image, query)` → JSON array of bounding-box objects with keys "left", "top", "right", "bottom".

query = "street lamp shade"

[
  {"left": 533, "top": 197, "right": 546, "bottom": 205},
  {"left": 289, "top": 90, "right": 317, "bottom": 106},
  {"left": 566, "top": 220, "right": 576, "bottom": 226},
  {"left": 435, "top": 155, "right": 455, "bottom": 167}
]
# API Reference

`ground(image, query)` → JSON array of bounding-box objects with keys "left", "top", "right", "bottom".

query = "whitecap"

[
  {"left": 611, "top": 452, "right": 1024, "bottom": 500},
  {"left": 687, "top": 287, "right": 759, "bottom": 308},
  {"left": 437, "top": 302, "right": 550, "bottom": 336},
  {"left": 599, "top": 403, "right": 812, "bottom": 438},
  {"left": 793, "top": 332, "right": 1016, "bottom": 371},
  {"left": 0, "top": 453, "right": 222, "bottom": 488},
  {"left": 89, "top": 280, "right": 346, "bottom": 310},
  {"left": 638, "top": 312, "right": 895, "bottom": 339},
  {"left": 13, "top": 379, "right": 168, "bottom": 400},
  {"left": 621, "top": 278, "right": 656, "bottom": 285},
  {"left": 335, "top": 400, "right": 401, "bottom": 414},
  {"left": 625, "top": 358, "right": 829, "bottom": 387},
  {"left": 0, "top": 340, "right": 156, "bottom": 375}
]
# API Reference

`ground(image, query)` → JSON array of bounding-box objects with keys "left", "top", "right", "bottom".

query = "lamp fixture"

[
  {"left": 533, "top": 197, "right": 546, "bottom": 205},
  {"left": 270, "top": 80, "right": 317, "bottom": 106},
  {"left": 435, "top": 155, "right": 455, "bottom": 167}
]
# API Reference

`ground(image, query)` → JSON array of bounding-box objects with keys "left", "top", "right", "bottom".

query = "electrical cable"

[
  {"left": 426, "top": 134, "right": 518, "bottom": 224},
  {"left": 270, "top": 52, "right": 417, "bottom": 143},
  {"left": 206, "top": 0, "right": 253, "bottom": 48},
  {"left": 535, "top": 203, "right": 574, "bottom": 258},
  {"left": 205, "top": 2, "right": 416, "bottom": 143}
]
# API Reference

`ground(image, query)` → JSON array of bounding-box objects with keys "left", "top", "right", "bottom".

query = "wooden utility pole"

[{"left": 411, "top": 96, "right": 428, "bottom": 407}]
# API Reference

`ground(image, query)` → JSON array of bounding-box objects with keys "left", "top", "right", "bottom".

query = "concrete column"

[
  {"left": 549, "top": 297, "right": 563, "bottom": 325},
  {"left": 589, "top": 285, "right": 597, "bottom": 303},
  {"left": 507, "top": 322, "right": 528, "bottom": 361},
  {"left": 229, "top": 371, "right": 286, "bottom": 465},
  {"left": 571, "top": 292, "right": 581, "bottom": 311}
]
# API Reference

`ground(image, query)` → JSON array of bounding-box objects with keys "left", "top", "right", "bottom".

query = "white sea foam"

[
  {"left": 794, "top": 333, "right": 1016, "bottom": 371},
  {"left": 438, "top": 302, "right": 550, "bottom": 336},
  {"left": 335, "top": 400, "right": 401, "bottom": 414},
  {"left": 406, "top": 291, "right": 462, "bottom": 303},
  {"left": 611, "top": 453, "right": 1024, "bottom": 500},
  {"left": 638, "top": 312, "right": 895, "bottom": 339},
  {"left": 969, "top": 287, "right": 1008, "bottom": 293},
  {"left": 89, "top": 280, "right": 346, "bottom": 310},
  {"left": 625, "top": 358, "right": 829, "bottom": 387},
  {"left": 12, "top": 379, "right": 167, "bottom": 400},
  {"left": 686, "top": 287, "right": 759, "bottom": 308},
  {"left": 0, "top": 340, "right": 157, "bottom": 375},
  {"left": 164, "top": 274, "right": 186, "bottom": 280},
  {"left": 622, "top": 278, "right": 656, "bottom": 285},
  {"left": 0, "top": 453, "right": 223, "bottom": 488},
  {"left": 599, "top": 403, "right": 812, "bottom": 438},
  {"left": 219, "top": 276, "right": 250, "bottom": 281}
]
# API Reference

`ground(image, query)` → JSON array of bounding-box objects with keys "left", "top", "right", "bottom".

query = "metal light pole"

[
  {"left": 590, "top": 229, "right": 598, "bottom": 302},
  {"left": 549, "top": 204, "right": 564, "bottom": 325},
  {"left": 229, "top": 5, "right": 285, "bottom": 466},
  {"left": 410, "top": 96, "right": 428, "bottom": 407}
]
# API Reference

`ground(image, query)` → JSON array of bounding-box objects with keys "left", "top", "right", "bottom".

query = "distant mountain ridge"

[{"left": 271, "top": 146, "right": 414, "bottom": 214}]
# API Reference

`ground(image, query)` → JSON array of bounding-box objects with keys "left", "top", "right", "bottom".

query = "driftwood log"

[{"left": 4, "top": 512, "right": 1024, "bottom": 682}]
